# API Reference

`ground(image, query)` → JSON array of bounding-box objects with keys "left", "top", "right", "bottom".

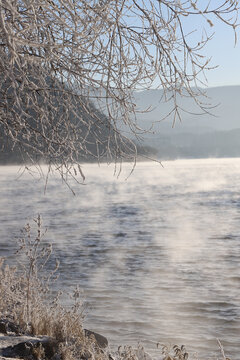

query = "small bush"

[{"left": 0, "top": 216, "right": 103, "bottom": 360}]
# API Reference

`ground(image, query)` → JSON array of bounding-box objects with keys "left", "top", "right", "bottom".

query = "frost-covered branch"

[{"left": 0, "top": 0, "right": 238, "bottom": 180}]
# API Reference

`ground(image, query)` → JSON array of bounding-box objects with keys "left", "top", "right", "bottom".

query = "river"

[{"left": 0, "top": 158, "right": 240, "bottom": 359}]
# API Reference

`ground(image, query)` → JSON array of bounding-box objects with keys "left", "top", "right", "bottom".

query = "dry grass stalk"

[{"left": 0, "top": 215, "right": 89, "bottom": 359}]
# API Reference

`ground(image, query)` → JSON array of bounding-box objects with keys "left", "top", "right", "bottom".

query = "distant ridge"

[
  {"left": 130, "top": 85, "right": 240, "bottom": 160},
  {"left": 132, "top": 85, "right": 240, "bottom": 134}
]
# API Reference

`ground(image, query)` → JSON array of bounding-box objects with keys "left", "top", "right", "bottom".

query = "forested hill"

[
  {"left": 0, "top": 65, "right": 123, "bottom": 165},
  {"left": 0, "top": 96, "right": 114, "bottom": 165}
]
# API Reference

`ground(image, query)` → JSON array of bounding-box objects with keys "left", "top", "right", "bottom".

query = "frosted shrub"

[{"left": 0, "top": 216, "right": 93, "bottom": 359}]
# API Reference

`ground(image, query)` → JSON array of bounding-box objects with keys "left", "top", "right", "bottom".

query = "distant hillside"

[
  {"left": 0, "top": 97, "right": 114, "bottom": 164},
  {"left": 0, "top": 68, "right": 121, "bottom": 165},
  {"left": 129, "top": 85, "right": 240, "bottom": 160},
  {"left": 132, "top": 85, "right": 240, "bottom": 135}
]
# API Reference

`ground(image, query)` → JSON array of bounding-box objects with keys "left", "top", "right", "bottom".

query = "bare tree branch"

[{"left": 0, "top": 0, "right": 239, "bottom": 181}]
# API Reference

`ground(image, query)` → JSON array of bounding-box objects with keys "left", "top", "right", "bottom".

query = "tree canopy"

[{"left": 0, "top": 0, "right": 239, "bottom": 180}]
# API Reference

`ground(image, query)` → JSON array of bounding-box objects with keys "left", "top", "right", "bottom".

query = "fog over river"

[{"left": 0, "top": 159, "right": 240, "bottom": 359}]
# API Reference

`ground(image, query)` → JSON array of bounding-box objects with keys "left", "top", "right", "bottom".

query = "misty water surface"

[{"left": 0, "top": 158, "right": 240, "bottom": 359}]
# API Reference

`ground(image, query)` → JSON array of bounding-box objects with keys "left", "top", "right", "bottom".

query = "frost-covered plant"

[
  {"left": 161, "top": 344, "right": 189, "bottom": 360},
  {"left": 0, "top": 215, "right": 59, "bottom": 332},
  {"left": 0, "top": 216, "right": 89, "bottom": 359},
  {"left": 159, "top": 342, "right": 231, "bottom": 360}
]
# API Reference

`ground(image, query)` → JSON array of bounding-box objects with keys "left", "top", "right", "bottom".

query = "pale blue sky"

[
  {"left": 178, "top": 3, "right": 240, "bottom": 88},
  {"left": 197, "top": 22, "right": 240, "bottom": 87}
]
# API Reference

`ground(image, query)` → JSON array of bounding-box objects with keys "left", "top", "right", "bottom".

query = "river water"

[{"left": 0, "top": 159, "right": 240, "bottom": 359}]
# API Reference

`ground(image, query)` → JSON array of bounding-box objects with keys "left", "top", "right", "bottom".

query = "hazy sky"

[
  {"left": 181, "top": 6, "right": 240, "bottom": 88},
  {"left": 200, "top": 23, "right": 240, "bottom": 87}
]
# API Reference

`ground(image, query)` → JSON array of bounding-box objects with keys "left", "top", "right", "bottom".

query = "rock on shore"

[{"left": 0, "top": 318, "right": 108, "bottom": 360}]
